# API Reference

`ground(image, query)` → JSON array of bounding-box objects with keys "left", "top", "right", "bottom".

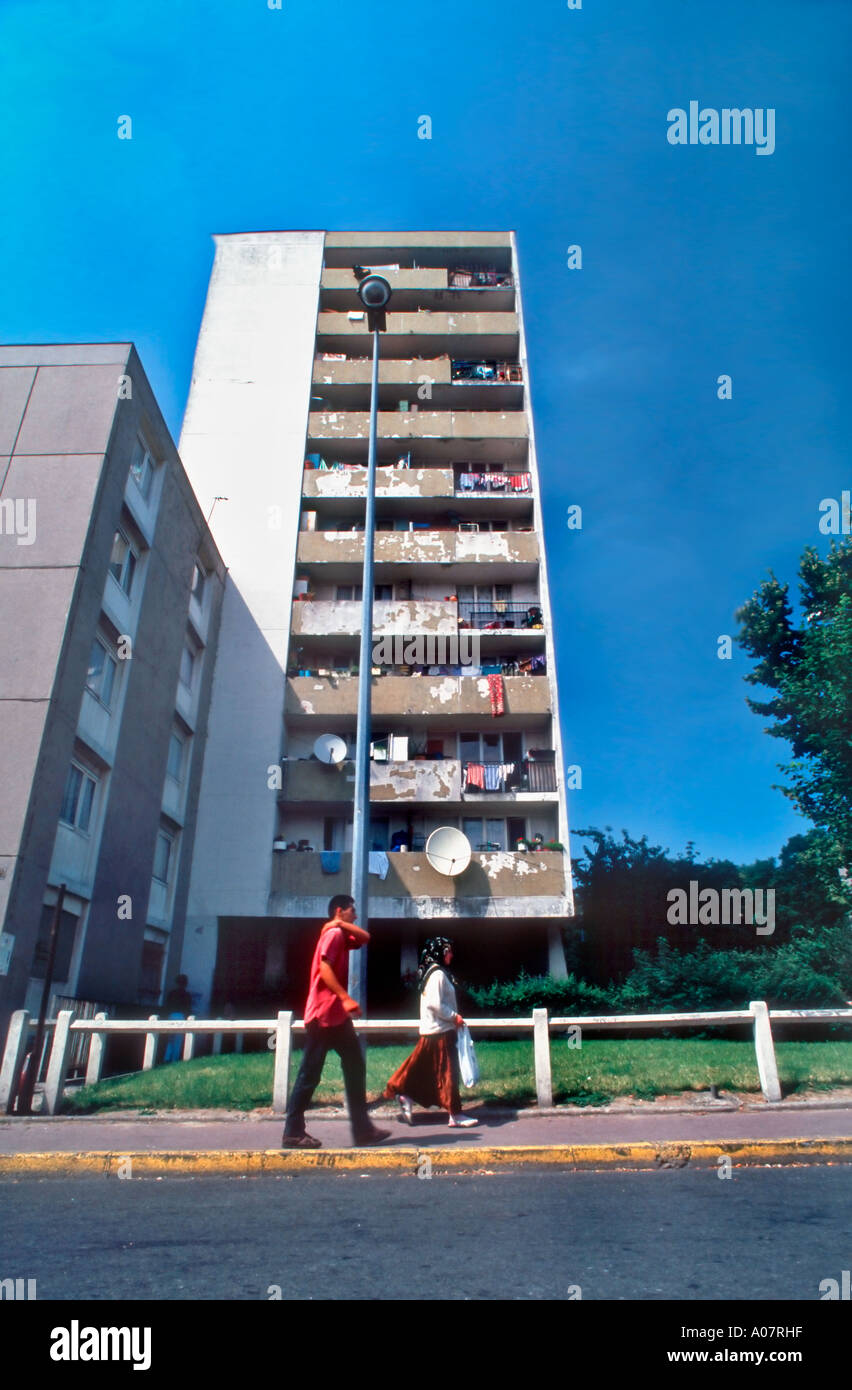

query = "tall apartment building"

[
  {"left": 0, "top": 344, "right": 225, "bottom": 1039},
  {"left": 179, "top": 231, "right": 574, "bottom": 1013}
]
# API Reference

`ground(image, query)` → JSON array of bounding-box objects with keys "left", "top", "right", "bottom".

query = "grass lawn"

[{"left": 64, "top": 1038, "right": 852, "bottom": 1113}]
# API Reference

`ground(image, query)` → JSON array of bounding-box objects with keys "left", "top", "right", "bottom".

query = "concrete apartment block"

[
  {"left": 0, "top": 344, "right": 225, "bottom": 1038},
  {"left": 178, "top": 231, "right": 575, "bottom": 1015}
]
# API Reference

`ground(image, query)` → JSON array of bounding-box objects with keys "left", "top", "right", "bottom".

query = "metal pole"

[
  {"left": 17, "top": 882, "right": 66, "bottom": 1114},
  {"left": 349, "top": 326, "right": 381, "bottom": 1013}
]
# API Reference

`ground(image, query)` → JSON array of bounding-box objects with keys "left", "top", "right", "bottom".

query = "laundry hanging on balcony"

[
  {"left": 509, "top": 474, "right": 531, "bottom": 492},
  {"left": 465, "top": 763, "right": 486, "bottom": 790},
  {"left": 483, "top": 762, "right": 516, "bottom": 791},
  {"left": 487, "top": 673, "right": 505, "bottom": 716}
]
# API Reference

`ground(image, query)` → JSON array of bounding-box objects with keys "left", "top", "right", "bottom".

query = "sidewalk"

[{"left": 2, "top": 1097, "right": 852, "bottom": 1175}]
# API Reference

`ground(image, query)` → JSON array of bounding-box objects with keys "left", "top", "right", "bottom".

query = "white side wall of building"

[{"left": 178, "top": 232, "right": 325, "bottom": 1004}]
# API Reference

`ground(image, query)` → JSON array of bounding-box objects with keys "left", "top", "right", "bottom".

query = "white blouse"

[{"left": 419, "top": 967, "right": 458, "bottom": 1035}]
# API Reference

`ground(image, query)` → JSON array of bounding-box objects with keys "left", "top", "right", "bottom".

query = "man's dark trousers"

[{"left": 283, "top": 1018, "right": 372, "bottom": 1142}]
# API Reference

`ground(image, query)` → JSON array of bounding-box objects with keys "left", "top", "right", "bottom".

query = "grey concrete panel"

[
  {"left": 0, "top": 568, "right": 78, "bottom": 700},
  {"left": 14, "top": 364, "right": 128, "bottom": 457},
  {"left": 0, "top": 368, "right": 36, "bottom": 454},
  {"left": 0, "top": 453, "right": 104, "bottom": 568},
  {"left": 0, "top": 703, "right": 49, "bottom": 859}
]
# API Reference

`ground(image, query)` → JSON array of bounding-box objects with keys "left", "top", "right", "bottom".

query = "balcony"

[
  {"left": 302, "top": 465, "right": 455, "bottom": 502},
  {"left": 460, "top": 602, "right": 544, "bottom": 630},
  {"left": 462, "top": 760, "right": 558, "bottom": 795},
  {"left": 291, "top": 598, "right": 458, "bottom": 638},
  {"left": 315, "top": 311, "right": 519, "bottom": 359},
  {"left": 306, "top": 410, "right": 528, "bottom": 468},
  {"left": 281, "top": 758, "right": 462, "bottom": 804},
  {"left": 285, "top": 673, "right": 552, "bottom": 728},
  {"left": 320, "top": 269, "right": 515, "bottom": 313},
  {"left": 295, "top": 529, "right": 538, "bottom": 580},
  {"left": 311, "top": 354, "right": 523, "bottom": 412},
  {"left": 268, "top": 849, "right": 570, "bottom": 919}
]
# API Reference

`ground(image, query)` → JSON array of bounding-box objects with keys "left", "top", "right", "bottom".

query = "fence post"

[
  {"left": 43, "top": 1010, "right": 75, "bottom": 1115},
  {"left": 142, "top": 1016, "right": 159, "bottom": 1071},
  {"left": 182, "top": 1017, "right": 196, "bottom": 1063},
  {"left": 212, "top": 1021, "right": 223, "bottom": 1056},
  {"left": 750, "top": 1000, "right": 782, "bottom": 1102},
  {"left": 0, "top": 1010, "right": 31, "bottom": 1112},
  {"left": 272, "top": 1011, "right": 293, "bottom": 1117},
  {"left": 532, "top": 1007, "right": 553, "bottom": 1108},
  {"left": 84, "top": 1013, "right": 107, "bottom": 1088}
]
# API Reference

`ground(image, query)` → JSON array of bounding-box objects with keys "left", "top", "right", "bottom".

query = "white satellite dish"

[
  {"left": 314, "top": 733, "right": 347, "bottom": 765},
  {"left": 425, "top": 827, "right": 472, "bottom": 877}
]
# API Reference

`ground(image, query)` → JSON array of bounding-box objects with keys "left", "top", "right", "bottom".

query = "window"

[
  {"left": 166, "top": 731, "right": 185, "bottom": 783},
  {"left": 336, "top": 584, "right": 363, "bottom": 601},
  {"left": 109, "top": 530, "right": 137, "bottom": 596},
  {"left": 60, "top": 764, "right": 97, "bottom": 832},
  {"left": 86, "top": 638, "right": 117, "bottom": 707},
  {"left": 191, "top": 563, "right": 206, "bottom": 606},
  {"left": 129, "top": 437, "right": 154, "bottom": 500},
  {"left": 153, "top": 830, "right": 173, "bottom": 884},
  {"left": 462, "top": 817, "right": 506, "bottom": 851},
  {"left": 179, "top": 643, "right": 196, "bottom": 692}
]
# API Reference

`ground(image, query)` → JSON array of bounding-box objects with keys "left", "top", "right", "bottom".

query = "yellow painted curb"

[{"left": 0, "top": 1136, "right": 850, "bottom": 1177}]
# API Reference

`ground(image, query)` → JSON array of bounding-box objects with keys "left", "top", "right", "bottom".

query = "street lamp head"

[{"left": 357, "top": 275, "right": 392, "bottom": 310}]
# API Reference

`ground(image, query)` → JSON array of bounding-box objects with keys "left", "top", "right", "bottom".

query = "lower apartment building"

[{"left": 0, "top": 344, "right": 225, "bottom": 1039}]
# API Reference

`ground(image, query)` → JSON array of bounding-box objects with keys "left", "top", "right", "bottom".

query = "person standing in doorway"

[
  {"left": 282, "top": 895, "right": 390, "bottom": 1149},
  {"left": 384, "top": 936, "right": 478, "bottom": 1127}
]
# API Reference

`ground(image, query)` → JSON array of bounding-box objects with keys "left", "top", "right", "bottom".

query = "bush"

[
  {"left": 468, "top": 928, "right": 852, "bottom": 1018},
  {"left": 468, "top": 971, "right": 614, "bottom": 1017}
]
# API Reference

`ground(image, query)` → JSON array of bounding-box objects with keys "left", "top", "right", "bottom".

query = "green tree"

[{"left": 736, "top": 539, "right": 852, "bottom": 857}]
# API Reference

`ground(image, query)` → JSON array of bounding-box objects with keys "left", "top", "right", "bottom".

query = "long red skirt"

[{"left": 384, "top": 1032, "right": 460, "bottom": 1114}]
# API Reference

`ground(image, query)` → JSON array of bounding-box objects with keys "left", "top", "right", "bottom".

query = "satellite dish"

[
  {"left": 425, "top": 827, "right": 472, "bottom": 877},
  {"left": 314, "top": 733, "right": 347, "bottom": 765}
]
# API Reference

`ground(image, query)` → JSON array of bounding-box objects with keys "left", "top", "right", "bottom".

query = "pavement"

[{"left": 2, "top": 1095, "right": 852, "bottom": 1176}]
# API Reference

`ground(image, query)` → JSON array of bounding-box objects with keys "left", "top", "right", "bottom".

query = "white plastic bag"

[{"left": 457, "top": 1024, "right": 480, "bottom": 1088}]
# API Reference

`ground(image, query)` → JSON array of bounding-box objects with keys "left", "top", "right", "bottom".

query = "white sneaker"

[
  {"left": 448, "top": 1114, "right": 478, "bottom": 1127},
  {"left": 398, "top": 1095, "right": 414, "bottom": 1125}
]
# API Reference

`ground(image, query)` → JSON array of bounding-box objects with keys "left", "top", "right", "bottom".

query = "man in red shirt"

[{"left": 282, "top": 894, "right": 390, "bottom": 1149}]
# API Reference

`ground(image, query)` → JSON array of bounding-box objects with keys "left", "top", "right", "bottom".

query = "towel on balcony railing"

[
  {"left": 488, "top": 473, "right": 507, "bottom": 490},
  {"left": 368, "top": 850, "right": 389, "bottom": 879},
  {"left": 465, "top": 762, "right": 485, "bottom": 790},
  {"left": 487, "top": 673, "right": 505, "bottom": 716},
  {"left": 482, "top": 762, "right": 514, "bottom": 791},
  {"left": 458, "top": 473, "right": 476, "bottom": 491},
  {"left": 320, "top": 851, "right": 342, "bottom": 874},
  {"left": 509, "top": 474, "right": 531, "bottom": 492}
]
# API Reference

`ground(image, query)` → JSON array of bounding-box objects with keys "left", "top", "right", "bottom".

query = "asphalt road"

[{"left": 1, "top": 1167, "right": 850, "bottom": 1301}]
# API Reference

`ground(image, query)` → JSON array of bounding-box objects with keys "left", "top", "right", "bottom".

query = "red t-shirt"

[{"left": 304, "top": 922, "right": 354, "bottom": 1027}]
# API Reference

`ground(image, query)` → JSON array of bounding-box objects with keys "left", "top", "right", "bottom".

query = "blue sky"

[{"left": 1, "top": 0, "right": 849, "bottom": 865}]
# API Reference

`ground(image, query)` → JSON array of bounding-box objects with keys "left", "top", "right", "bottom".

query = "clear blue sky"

[{"left": 1, "top": 0, "right": 849, "bottom": 865}]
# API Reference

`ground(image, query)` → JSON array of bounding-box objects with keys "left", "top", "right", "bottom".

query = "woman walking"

[{"left": 385, "top": 936, "right": 478, "bottom": 1128}]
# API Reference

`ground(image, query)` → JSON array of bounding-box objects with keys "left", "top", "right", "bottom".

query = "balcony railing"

[
  {"left": 463, "top": 760, "right": 558, "bottom": 793},
  {"left": 459, "top": 603, "right": 544, "bottom": 629},
  {"left": 449, "top": 269, "right": 514, "bottom": 289},
  {"left": 456, "top": 471, "right": 531, "bottom": 494},
  {"left": 451, "top": 359, "right": 522, "bottom": 382}
]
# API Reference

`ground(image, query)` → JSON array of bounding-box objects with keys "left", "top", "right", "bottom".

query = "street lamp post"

[{"left": 349, "top": 273, "right": 392, "bottom": 1014}]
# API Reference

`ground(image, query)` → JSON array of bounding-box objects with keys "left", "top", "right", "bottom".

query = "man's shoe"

[
  {"left": 355, "top": 1126, "right": 391, "bottom": 1147},
  {"left": 398, "top": 1095, "right": 414, "bottom": 1125},
  {"left": 282, "top": 1133, "right": 322, "bottom": 1149}
]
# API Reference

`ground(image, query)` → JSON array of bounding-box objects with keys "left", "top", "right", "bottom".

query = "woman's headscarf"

[{"left": 416, "top": 936, "right": 456, "bottom": 992}]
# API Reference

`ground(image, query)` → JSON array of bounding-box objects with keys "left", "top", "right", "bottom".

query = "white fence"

[{"left": 2, "top": 1003, "right": 851, "bottom": 1116}]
